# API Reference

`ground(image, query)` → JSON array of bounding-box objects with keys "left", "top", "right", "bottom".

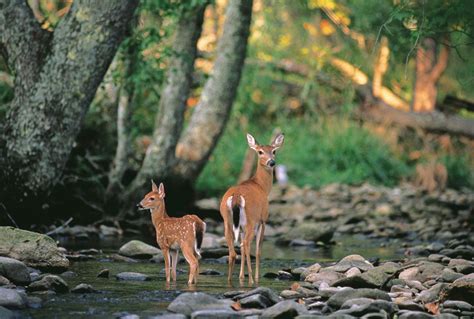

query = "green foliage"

[
  {"left": 196, "top": 116, "right": 411, "bottom": 196},
  {"left": 441, "top": 154, "right": 474, "bottom": 189}
]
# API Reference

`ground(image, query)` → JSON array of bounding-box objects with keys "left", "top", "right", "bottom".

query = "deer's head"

[
  {"left": 137, "top": 180, "right": 165, "bottom": 211},
  {"left": 247, "top": 132, "right": 284, "bottom": 169}
]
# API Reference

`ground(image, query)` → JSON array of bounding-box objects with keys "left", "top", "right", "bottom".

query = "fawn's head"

[
  {"left": 137, "top": 180, "right": 165, "bottom": 211},
  {"left": 247, "top": 132, "right": 284, "bottom": 169}
]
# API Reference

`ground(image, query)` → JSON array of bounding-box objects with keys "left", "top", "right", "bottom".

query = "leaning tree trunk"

[
  {"left": 119, "top": 4, "right": 207, "bottom": 217},
  {"left": 172, "top": 0, "right": 253, "bottom": 184},
  {"left": 0, "top": 0, "right": 138, "bottom": 225},
  {"left": 412, "top": 37, "right": 449, "bottom": 112}
]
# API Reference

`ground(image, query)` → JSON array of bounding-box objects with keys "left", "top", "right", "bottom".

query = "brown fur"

[
  {"left": 139, "top": 182, "right": 205, "bottom": 285},
  {"left": 220, "top": 133, "right": 284, "bottom": 285}
]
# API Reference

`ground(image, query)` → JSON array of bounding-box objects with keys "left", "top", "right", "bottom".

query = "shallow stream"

[{"left": 23, "top": 234, "right": 405, "bottom": 318}]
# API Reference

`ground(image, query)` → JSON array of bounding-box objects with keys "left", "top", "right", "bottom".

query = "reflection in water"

[{"left": 26, "top": 234, "right": 403, "bottom": 318}]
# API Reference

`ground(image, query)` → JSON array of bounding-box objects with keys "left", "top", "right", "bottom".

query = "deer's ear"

[
  {"left": 272, "top": 133, "right": 284, "bottom": 150},
  {"left": 151, "top": 180, "right": 159, "bottom": 192},
  {"left": 158, "top": 183, "right": 165, "bottom": 198},
  {"left": 247, "top": 133, "right": 259, "bottom": 151}
]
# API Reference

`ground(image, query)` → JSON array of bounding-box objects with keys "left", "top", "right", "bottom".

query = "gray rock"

[
  {"left": 300, "top": 263, "right": 322, "bottom": 280},
  {"left": 199, "top": 269, "right": 222, "bottom": 276},
  {"left": 0, "top": 306, "right": 15, "bottom": 319},
  {"left": 440, "top": 268, "right": 463, "bottom": 283},
  {"left": 115, "top": 272, "right": 151, "bottom": 281},
  {"left": 416, "top": 283, "right": 448, "bottom": 303},
  {"left": 340, "top": 298, "right": 397, "bottom": 316},
  {"left": 327, "top": 288, "right": 391, "bottom": 310},
  {"left": 97, "top": 269, "right": 110, "bottom": 278},
  {"left": 280, "top": 290, "right": 303, "bottom": 299},
  {"left": 26, "top": 296, "right": 42, "bottom": 309},
  {"left": 397, "top": 310, "right": 433, "bottom": 319},
  {"left": 149, "top": 314, "right": 187, "bottom": 319},
  {"left": 168, "top": 292, "right": 232, "bottom": 316},
  {"left": 26, "top": 275, "right": 69, "bottom": 293},
  {"left": 0, "top": 276, "right": 10, "bottom": 286},
  {"left": 0, "top": 257, "right": 31, "bottom": 286},
  {"left": 442, "top": 273, "right": 474, "bottom": 304},
  {"left": 118, "top": 240, "right": 162, "bottom": 259},
  {"left": 345, "top": 267, "right": 362, "bottom": 278},
  {"left": 0, "top": 288, "right": 26, "bottom": 309},
  {"left": 330, "top": 256, "right": 374, "bottom": 273},
  {"left": 71, "top": 283, "right": 97, "bottom": 293},
  {"left": 442, "top": 300, "right": 473, "bottom": 311},
  {"left": 276, "top": 222, "right": 335, "bottom": 245},
  {"left": 260, "top": 300, "right": 309, "bottom": 318},
  {"left": 240, "top": 293, "right": 272, "bottom": 309},
  {"left": 395, "top": 301, "right": 424, "bottom": 311},
  {"left": 0, "top": 227, "right": 69, "bottom": 271},
  {"left": 234, "top": 287, "right": 280, "bottom": 305},
  {"left": 290, "top": 239, "right": 315, "bottom": 247},
  {"left": 305, "top": 270, "right": 342, "bottom": 286},
  {"left": 191, "top": 309, "right": 242, "bottom": 319},
  {"left": 333, "top": 265, "right": 393, "bottom": 289}
]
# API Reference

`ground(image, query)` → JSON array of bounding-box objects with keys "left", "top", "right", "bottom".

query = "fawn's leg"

[
  {"left": 243, "top": 225, "right": 255, "bottom": 285},
  {"left": 182, "top": 245, "right": 199, "bottom": 285},
  {"left": 224, "top": 222, "right": 237, "bottom": 283},
  {"left": 162, "top": 248, "right": 171, "bottom": 283},
  {"left": 255, "top": 223, "right": 265, "bottom": 282},
  {"left": 171, "top": 250, "right": 179, "bottom": 282}
]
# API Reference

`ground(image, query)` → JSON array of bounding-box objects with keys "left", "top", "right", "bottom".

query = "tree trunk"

[
  {"left": 0, "top": 0, "right": 139, "bottom": 225},
  {"left": 106, "top": 45, "right": 138, "bottom": 203},
  {"left": 412, "top": 37, "right": 449, "bottom": 112},
  {"left": 173, "top": 0, "right": 253, "bottom": 183},
  {"left": 119, "top": 4, "right": 207, "bottom": 217},
  {"left": 372, "top": 36, "right": 389, "bottom": 98}
]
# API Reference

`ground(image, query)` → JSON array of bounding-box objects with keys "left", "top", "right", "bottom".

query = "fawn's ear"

[
  {"left": 247, "top": 133, "right": 259, "bottom": 151},
  {"left": 158, "top": 182, "right": 165, "bottom": 198},
  {"left": 151, "top": 180, "right": 159, "bottom": 192},
  {"left": 271, "top": 133, "right": 284, "bottom": 150}
]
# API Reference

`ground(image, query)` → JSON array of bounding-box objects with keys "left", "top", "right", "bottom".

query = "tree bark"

[
  {"left": 173, "top": 0, "right": 253, "bottom": 183},
  {"left": 372, "top": 36, "right": 389, "bottom": 98},
  {"left": 119, "top": 4, "right": 207, "bottom": 216},
  {"left": 106, "top": 46, "right": 138, "bottom": 202},
  {"left": 0, "top": 0, "right": 138, "bottom": 224},
  {"left": 412, "top": 37, "right": 449, "bottom": 112}
]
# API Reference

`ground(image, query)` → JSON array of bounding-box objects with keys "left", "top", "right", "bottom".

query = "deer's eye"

[
  {"left": 149, "top": 197, "right": 155, "bottom": 201},
  {"left": 258, "top": 151, "right": 263, "bottom": 155}
]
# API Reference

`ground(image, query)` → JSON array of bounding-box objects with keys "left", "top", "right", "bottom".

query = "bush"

[{"left": 441, "top": 154, "right": 474, "bottom": 189}]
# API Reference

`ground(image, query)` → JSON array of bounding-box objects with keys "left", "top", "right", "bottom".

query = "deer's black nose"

[
  {"left": 136, "top": 203, "right": 143, "bottom": 208},
  {"left": 268, "top": 159, "right": 276, "bottom": 167}
]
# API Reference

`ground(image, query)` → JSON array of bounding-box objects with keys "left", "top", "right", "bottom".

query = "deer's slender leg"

[
  {"left": 243, "top": 225, "right": 255, "bottom": 285},
  {"left": 182, "top": 245, "right": 199, "bottom": 285},
  {"left": 170, "top": 250, "right": 179, "bottom": 282},
  {"left": 255, "top": 223, "right": 265, "bottom": 282},
  {"left": 224, "top": 221, "right": 237, "bottom": 283},
  {"left": 239, "top": 229, "right": 246, "bottom": 281},
  {"left": 162, "top": 248, "right": 171, "bottom": 283}
]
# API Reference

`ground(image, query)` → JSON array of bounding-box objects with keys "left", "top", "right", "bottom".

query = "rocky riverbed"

[{"left": 0, "top": 183, "right": 472, "bottom": 318}]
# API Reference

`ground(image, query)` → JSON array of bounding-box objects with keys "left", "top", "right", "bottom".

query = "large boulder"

[
  {"left": 0, "top": 257, "right": 30, "bottom": 285},
  {"left": 168, "top": 292, "right": 232, "bottom": 316},
  {"left": 260, "top": 300, "right": 308, "bottom": 318},
  {"left": 0, "top": 227, "right": 69, "bottom": 271},
  {"left": 442, "top": 273, "right": 474, "bottom": 305},
  {"left": 0, "top": 288, "right": 26, "bottom": 309},
  {"left": 26, "top": 275, "right": 69, "bottom": 293},
  {"left": 276, "top": 222, "right": 335, "bottom": 245},
  {"left": 326, "top": 288, "right": 391, "bottom": 310},
  {"left": 118, "top": 240, "right": 162, "bottom": 259}
]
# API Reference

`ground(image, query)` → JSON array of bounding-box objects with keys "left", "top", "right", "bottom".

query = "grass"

[{"left": 196, "top": 115, "right": 411, "bottom": 197}]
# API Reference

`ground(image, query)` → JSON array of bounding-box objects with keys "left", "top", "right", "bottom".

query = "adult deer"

[
  {"left": 220, "top": 132, "right": 284, "bottom": 285},
  {"left": 137, "top": 181, "right": 206, "bottom": 285}
]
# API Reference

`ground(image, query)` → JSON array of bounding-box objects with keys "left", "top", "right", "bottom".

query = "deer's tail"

[
  {"left": 226, "top": 193, "right": 246, "bottom": 245},
  {"left": 193, "top": 219, "right": 206, "bottom": 259}
]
